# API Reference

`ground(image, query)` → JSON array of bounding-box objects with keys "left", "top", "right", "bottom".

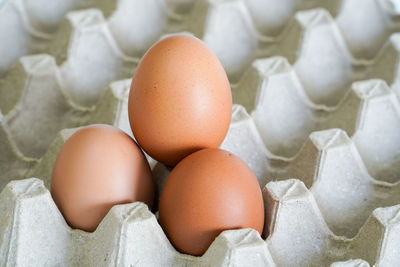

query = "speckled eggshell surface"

[
  {"left": 159, "top": 148, "right": 265, "bottom": 256},
  {"left": 51, "top": 124, "right": 155, "bottom": 232},
  {"left": 128, "top": 35, "right": 232, "bottom": 166}
]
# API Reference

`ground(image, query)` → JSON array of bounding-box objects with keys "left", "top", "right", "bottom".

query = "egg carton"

[{"left": 1, "top": 0, "right": 400, "bottom": 266}]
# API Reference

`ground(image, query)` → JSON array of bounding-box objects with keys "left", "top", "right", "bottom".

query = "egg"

[
  {"left": 159, "top": 148, "right": 265, "bottom": 256},
  {"left": 51, "top": 124, "right": 155, "bottom": 232},
  {"left": 128, "top": 34, "right": 232, "bottom": 166}
]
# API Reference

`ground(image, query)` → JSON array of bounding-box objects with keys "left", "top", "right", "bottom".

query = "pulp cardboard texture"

[{"left": 0, "top": 0, "right": 400, "bottom": 266}]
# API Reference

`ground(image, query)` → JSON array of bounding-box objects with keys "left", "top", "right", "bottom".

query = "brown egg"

[
  {"left": 51, "top": 124, "right": 154, "bottom": 232},
  {"left": 128, "top": 34, "right": 232, "bottom": 166},
  {"left": 159, "top": 148, "right": 265, "bottom": 256}
]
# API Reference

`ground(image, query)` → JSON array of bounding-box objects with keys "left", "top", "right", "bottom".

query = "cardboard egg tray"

[{"left": 1, "top": 0, "right": 400, "bottom": 266}]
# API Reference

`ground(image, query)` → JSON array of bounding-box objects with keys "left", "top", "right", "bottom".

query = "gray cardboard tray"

[{"left": 0, "top": 0, "right": 400, "bottom": 266}]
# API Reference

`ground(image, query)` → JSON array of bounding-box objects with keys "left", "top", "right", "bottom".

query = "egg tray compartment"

[{"left": 1, "top": 0, "right": 400, "bottom": 266}]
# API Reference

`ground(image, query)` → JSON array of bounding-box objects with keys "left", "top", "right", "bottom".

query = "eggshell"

[
  {"left": 128, "top": 34, "right": 232, "bottom": 166},
  {"left": 159, "top": 148, "right": 265, "bottom": 256},
  {"left": 51, "top": 124, "right": 154, "bottom": 232}
]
